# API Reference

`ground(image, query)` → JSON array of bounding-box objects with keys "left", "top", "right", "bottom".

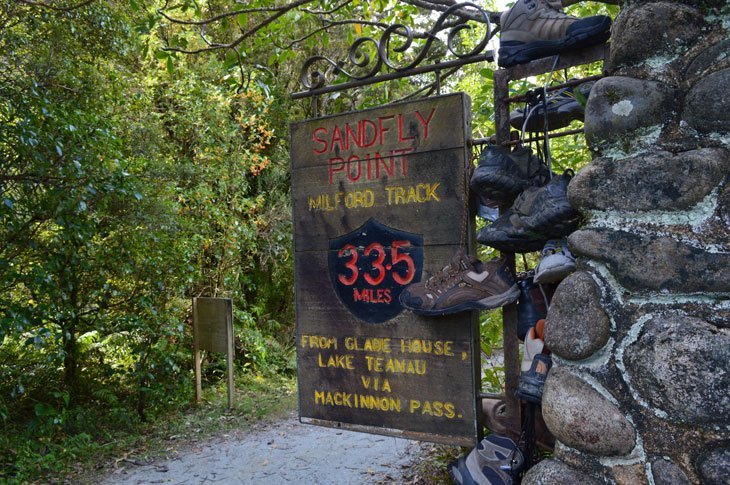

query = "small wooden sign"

[
  {"left": 192, "top": 297, "right": 234, "bottom": 408},
  {"left": 290, "top": 93, "right": 481, "bottom": 446}
]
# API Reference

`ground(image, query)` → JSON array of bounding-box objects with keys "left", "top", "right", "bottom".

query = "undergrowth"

[{"left": 0, "top": 372, "right": 297, "bottom": 484}]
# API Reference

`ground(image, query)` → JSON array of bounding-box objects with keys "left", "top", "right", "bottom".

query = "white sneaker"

[
  {"left": 521, "top": 324, "right": 545, "bottom": 372},
  {"left": 534, "top": 238, "right": 576, "bottom": 284}
]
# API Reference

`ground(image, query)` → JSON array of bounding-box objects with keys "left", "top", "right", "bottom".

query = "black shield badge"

[{"left": 328, "top": 218, "right": 424, "bottom": 323}]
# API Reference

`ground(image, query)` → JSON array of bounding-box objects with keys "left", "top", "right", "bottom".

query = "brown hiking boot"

[
  {"left": 498, "top": 0, "right": 611, "bottom": 67},
  {"left": 399, "top": 249, "right": 519, "bottom": 316}
]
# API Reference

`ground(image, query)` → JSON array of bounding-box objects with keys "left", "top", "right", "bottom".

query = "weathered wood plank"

[
  {"left": 291, "top": 149, "right": 468, "bottom": 252},
  {"left": 294, "top": 245, "right": 478, "bottom": 337},
  {"left": 290, "top": 94, "right": 468, "bottom": 171},
  {"left": 290, "top": 93, "right": 481, "bottom": 446}
]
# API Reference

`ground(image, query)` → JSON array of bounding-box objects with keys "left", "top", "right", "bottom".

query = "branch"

[
  {"left": 158, "top": 0, "right": 314, "bottom": 26},
  {"left": 162, "top": 0, "right": 315, "bottom": 54},
  {"left": 17, "top": 0, "right": 96, "bottom": 11},
  {"left": 272, "top": 24, "right": 331, "bottom": 50},
  {"left": 301, "top": 0, "right": 354, "bottom": 15},
  {"left": 401, "top": 0, "right": 492, "bottom": 23}
]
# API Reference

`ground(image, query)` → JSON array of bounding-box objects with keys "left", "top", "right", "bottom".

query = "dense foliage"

[
  {"left": 0, "top": 1, "right": 296, "bottom": 478},
  {"left": 0, "top": 0, "right": 616, "bottom": 480}
]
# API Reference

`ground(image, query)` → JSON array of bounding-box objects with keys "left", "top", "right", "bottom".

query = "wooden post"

[
  {"left": 193, "top": 298, "right": 202, "bottom": 403},
  {"left": 494, "top": 67, "right": 522, "bottom": 436},
  {"left": 225, "top": 299, "right": 235, "bottom": 409}
]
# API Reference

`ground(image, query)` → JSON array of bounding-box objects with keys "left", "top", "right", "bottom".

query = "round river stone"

[
  {"left": 652, "top": 457, "right": 691, "bottom": 485},
  {"left": 624, "top": 315, "right": 730, "bottom": 425},
  {"left": 608, "top": 2, "right": 704, "bottom": 70},
  {"left": 697, "top": 446, "right": 730, "bottom": 485},
  {"left": 568, "top": 229, "right": 730, "bottom": 294},
  {"left": 542, "top": 367, "right": 636, "bottom": 456},
  {"left": 545, "top": 272, "right": 610, "bottom": 361},
  {"left": 568, "top": 148, "right": 729, "bottom": 212},
  {"left": 585, "top": 76, "right": 675, "bottom": 151},
  {"left": 522, "top": 458, "right": 603, "bottom": 485},
  {"left": 684, "top": 68, "right": 730, "bottom": 134}
]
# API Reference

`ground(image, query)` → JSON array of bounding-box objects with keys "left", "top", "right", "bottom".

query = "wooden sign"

[
  {"left": 290, "top": 93, "right": 481, "bottom": 446},
  {"left": 192, "top": 297, "right": 234, "bottom": 408}
]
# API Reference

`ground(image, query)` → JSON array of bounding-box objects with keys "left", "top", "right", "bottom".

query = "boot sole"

[
  {"left": 510, "top": 103, "right": 584, "bottom": 132},
  {"left": 498, "top": 18, "right": 611, "bottom": 68},
  {"left": 478, "top": 226, "right": 548, "bottom": 253},
  {"left": 403, "top": 285, "right": 520, "bottom": 316},
  {"left": 534, "top": 256, "right": 576, "bottom": 283}
]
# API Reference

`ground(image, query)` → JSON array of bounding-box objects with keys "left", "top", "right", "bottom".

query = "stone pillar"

[{"left": 523, "top": 1, "right": 729, "bottom": 483}]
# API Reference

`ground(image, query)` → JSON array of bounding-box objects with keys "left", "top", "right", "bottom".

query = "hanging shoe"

[
  {"left": 518, "top": 169, "right": 580, "bottom": 237},
  {"left": 399, "top": 249, "right": 520, "bottom": 316},
  {"left": 470, "top": 145, "right": 551, "bottom": 206},
  {"left": 476, "top": 194, "right": 501, "bottom": 223},
  {"left": 477, "top": 207, "right": 550, "bottom": 253},
  {"left": 516, "top": 321, "right": 551, "bottom": 403},
  {"left": 510, "top": 81, "right": 595, "bottom": 132},
  {"left": 498, "top": 0, "right": 612, "bottom": 68},
  {"left": 516, "top": 353, "right": 552, "bottom": 404},
  {"left": 521, "top": 322, "right": 546, "bottom": 372},
  {"left": 482, "top": 398, "right": 510, "bottom": 436},
  {"left": 477, "top": 170, "right": 580, "bottom": 253},
  {"left": 449, "top": 433, "right": 524, "bottom": 485},
  {"left": 534, "top": 238, "right": 576, "bottom": 284},
  {"left": 516, "top": 275, "right": 556, "bottom": 341}
]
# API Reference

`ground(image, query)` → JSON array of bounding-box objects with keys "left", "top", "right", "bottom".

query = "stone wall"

[{"left": 524, "top": 1, "right": 729, "bottom": 483}]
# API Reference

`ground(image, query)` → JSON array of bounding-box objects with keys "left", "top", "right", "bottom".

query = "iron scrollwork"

[{"left": 299, "top": 2, "right": 492, "bottom": 91}]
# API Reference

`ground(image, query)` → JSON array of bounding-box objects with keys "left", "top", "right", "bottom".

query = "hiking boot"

[
  {"left": 470, "top": 145, "right": 551, "bottom": 205},
  {"left": 516, "top": 322, "right": 550, "bottom": 403},
  {"left": 477, "top": 184, "right": 554, "bottom": 252},
  {"left": 510, "top": 81, "right": 594, "bottom": 132},
  {"left": 516, "top": 353, "right": 552, "bottom": 404},
  {"left": 477, "top": 170, "right": 580, "bottom": 252},
  {"left": 477, "top": 207, "right": 550, "bottom": 253},
  {"left": 517, "top": 275, "right": 555, "bottom": 341},
  {"left": 449, "top": 434, "right": 524, "bottom": 485},
  {"left": 498, "top": 0, "right": 612, "bottom": 68},
  {"left": 534, "top": 238, "right": 576, "bottom": 284},
  {"left": 482, "top": 398, "right": 510, "bottom": 436},
  {"left": 399, "top": 249, "right": 520, "bottom": 316},
  {"left": 519, "top": 169, "right": 580, "bottom": 236},
  {"left": 476, "top": 194, "right": 501, "bottom": 223}
]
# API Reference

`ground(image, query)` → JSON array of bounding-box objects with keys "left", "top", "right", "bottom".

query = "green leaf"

[
  {"left": 574, "top": 88, "right": 588, "bottom": 107},
  {"left": 166, "top": 56, "right": 174, "bottom": 74},
  {"left": 478, "top": 67, "right": 494, "bottom": 78}
]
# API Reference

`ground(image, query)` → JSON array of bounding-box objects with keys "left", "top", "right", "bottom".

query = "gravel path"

[{"left": 104, "top": 413, "right": 422, "bottom": 484}]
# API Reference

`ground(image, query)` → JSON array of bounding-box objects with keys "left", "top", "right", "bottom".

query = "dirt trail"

[{"left": 104, "top": 412, "right": 423, "bottom": 484}]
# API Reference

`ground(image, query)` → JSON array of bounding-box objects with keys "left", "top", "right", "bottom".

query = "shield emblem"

[{"left": 329, "top": 218, "right": 424, "bottom": 323}]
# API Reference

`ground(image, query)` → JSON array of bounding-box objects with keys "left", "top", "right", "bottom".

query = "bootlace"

[
  {"left": 541, "top": 0, "right": 571, "bottom": 15},
  {"left": 425, "top": 261, "right": 463, "bottom": 291}
]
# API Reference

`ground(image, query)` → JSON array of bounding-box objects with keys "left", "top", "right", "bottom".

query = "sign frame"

[{"left": 192, "top": 297, "right": 235, "bottom": 408}]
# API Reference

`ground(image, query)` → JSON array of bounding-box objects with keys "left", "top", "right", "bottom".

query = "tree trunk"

[{"left": 62, "top": 323, "right": 78, "bottom": 404}]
